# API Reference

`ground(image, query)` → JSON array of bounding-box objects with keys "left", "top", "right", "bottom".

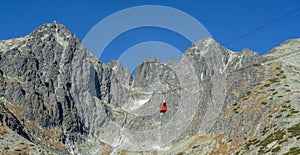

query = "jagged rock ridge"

[{"left": 0, "top": 22, "right": 300, "bottom": 154}]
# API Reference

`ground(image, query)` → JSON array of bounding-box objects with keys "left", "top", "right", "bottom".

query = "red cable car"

[{"left": 160, "top": 101, "right": 167, "bottom": 113}]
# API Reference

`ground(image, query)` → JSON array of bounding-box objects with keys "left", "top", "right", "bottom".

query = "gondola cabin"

[{"left": 160, "top": 102, "right": 167, "bottom": 113}]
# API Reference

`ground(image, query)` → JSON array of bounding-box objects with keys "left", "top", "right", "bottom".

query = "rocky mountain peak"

[
  {"left": 188, "top": 37, "right": 232, "bottom": 62},
  {"left": 192, "top": 37, "right": 216, "bottom": 47},
  {"left": 31, "top": 21, "right": 73, "bottom": 37},
  {"left": 143, "top": 56, "right": 158, "bottom": 63}
]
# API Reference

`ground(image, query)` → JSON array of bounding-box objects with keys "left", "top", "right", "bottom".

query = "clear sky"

[{"left": 1, "top": 0, "right": 300, "bottom": 64}]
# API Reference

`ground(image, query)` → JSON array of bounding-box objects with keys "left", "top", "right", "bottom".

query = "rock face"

[{"left": 0, "top": 22, "right": 300, "bottom": 154}]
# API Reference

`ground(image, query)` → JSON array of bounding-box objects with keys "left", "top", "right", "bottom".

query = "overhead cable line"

[{"left": 226, "top": 7, "right": 300, "bottom": 45}]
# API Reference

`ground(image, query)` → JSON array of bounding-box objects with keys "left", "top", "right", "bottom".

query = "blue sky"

[{"left": 1, "top": 0, "right": 299, "bottom": 65}]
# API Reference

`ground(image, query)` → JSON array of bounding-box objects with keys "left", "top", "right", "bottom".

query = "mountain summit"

[{"left": 0, "top": 22, "right": 300, "bottom": 154}]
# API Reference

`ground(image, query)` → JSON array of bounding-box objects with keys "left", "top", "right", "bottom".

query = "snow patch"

[{"left": 125, "top": 98, "right": 151, "bottom": 111}]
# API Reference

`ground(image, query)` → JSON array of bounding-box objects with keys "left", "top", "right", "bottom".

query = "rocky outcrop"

[{"left": 0, "top": 22, "right": 300, "bottom": 154}]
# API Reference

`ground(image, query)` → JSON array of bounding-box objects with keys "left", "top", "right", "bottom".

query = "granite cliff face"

[{"left": 0, "top": 22, "right": 300, "bottom": 154}]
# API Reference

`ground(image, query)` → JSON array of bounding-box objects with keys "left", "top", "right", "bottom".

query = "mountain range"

[{"left": 0, "top": 22, "right": 300, "bottom": 154}]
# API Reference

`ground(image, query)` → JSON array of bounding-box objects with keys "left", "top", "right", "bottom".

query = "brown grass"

[
  {"left": 42, "top": 140, "right": 65, "bottom": 149},
  {"left": 99, "top": 141, "right": 112, "bottom": 155},
  {"left": 210, "top": 133, "right": 231, "bottom": 155},
  {"left": 44, "top": 102, "right": 54, "bottom": 109},
  {"left": 119, "top": 149, "right": 129, "bottom": 155},
  {"left": 233, "top": 91, "right": 240, "bottom": 98},
  {"left": 24, "top": 121, "right": 63, "bottom": 139},
  {"left": 0, "top": 125, "right": 8, "bottom": 135},
  {"left": 5, "top": 104, "right": 24, "bottom": 120},
  {"left": 186, "top": 133, "right": 206, "bottom": 149}
]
